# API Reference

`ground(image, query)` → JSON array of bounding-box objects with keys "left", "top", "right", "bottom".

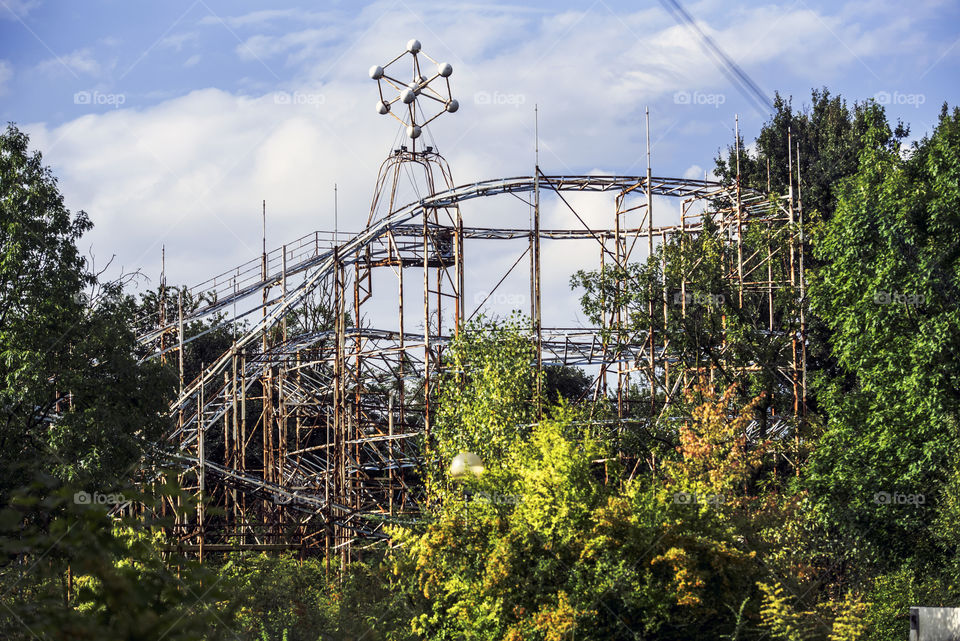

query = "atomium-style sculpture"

[{"left": 369, "top": 39, "right": 458, "bottom": 143}]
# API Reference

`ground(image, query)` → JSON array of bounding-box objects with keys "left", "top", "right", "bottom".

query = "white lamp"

[{"left": 449, "top": 451, "right": 484, "bottom": 480}]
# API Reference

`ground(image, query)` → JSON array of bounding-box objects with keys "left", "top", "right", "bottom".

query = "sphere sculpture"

[{"left": 369, "top": 39, "right": 458, "bottom": 143}]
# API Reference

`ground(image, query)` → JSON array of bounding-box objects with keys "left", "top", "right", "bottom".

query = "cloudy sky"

[{"left": 1, "top": 0, "right": 957, "bottom": 326}]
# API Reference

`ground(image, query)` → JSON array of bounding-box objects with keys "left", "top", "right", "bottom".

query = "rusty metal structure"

[{"left": 136, "top": 42, "right": 807, "bottom": 564}]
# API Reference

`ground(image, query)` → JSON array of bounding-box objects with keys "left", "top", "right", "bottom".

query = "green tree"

[
  {"left": 802, "top": 104, "right": 960, "bottom": 633},
  {"left": 0, "top": 123, "right": 172, "bottom": 492},
  {"left": 714, "top": 89, "right": 911, "bottom": 413},
  {"left": 806, "top": 104, "right": 960, "bottom": 557},
  {"left": 571, "top": 210, "right": 803, "bottom": 445},
  {"left": 0, "top": 124, "right": 227, "bottom": 640},
  {"left": 429, "top": 313, "right": 541, "bottom": 495},
  {"left": 0, "top": 480, "right": 234, "bottom": 640},
  {"left": 714, "top": 89, "right": 909, "bottom": 225},
  {"left": 397, "top": 321, "right": 806, "bottom": 640},
  {"left": 218, "top": 552, "right": 413, "bottom": 641},
  {"left": 396, "top": 383, "right": 809, "bottom": 640}
]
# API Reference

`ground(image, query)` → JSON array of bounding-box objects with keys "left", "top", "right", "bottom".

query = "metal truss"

[{"left": 140, "top": 149, "right": 807, "bottom": 564}]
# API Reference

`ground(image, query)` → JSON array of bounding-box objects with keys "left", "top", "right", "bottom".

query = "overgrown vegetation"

[{"left": 1, "top": 92, "right": 958, "bottom": 640}]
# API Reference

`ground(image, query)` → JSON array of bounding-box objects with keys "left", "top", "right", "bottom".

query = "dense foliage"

[
  {"left": 2, "top": 93, "right": 958, "bottom": 640},
  {"left": 0, "top": 124, "right": 229, "bottom": 640}
]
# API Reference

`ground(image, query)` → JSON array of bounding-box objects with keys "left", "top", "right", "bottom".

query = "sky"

[{"left": 1, "top": 0, "right": 958, "bottom": 327}]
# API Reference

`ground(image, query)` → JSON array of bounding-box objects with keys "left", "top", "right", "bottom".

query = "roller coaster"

[{"left": 135, "top": 40, "right": 807, "bottom": 564}]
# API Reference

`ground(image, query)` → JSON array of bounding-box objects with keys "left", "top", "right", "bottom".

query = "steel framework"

[{"left": 135, "top": 45, "right": 807, "bottom": 566}]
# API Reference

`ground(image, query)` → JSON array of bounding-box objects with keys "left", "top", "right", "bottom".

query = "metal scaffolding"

[{"left": 135, "top": 42, "right": 807, "bottom": 565}]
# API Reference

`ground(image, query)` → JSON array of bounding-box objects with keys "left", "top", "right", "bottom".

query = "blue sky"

[{"left": 1, "top": 0, "right": 958, "bottom": 316}]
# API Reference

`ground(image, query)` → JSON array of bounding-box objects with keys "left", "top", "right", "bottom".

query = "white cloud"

[
  {"left": 0, "top": 0, "right": 40, "bottom": 20},
  {"left": 159, "top": 32, "right": 199, "bottom": 53},
  {"left": 36, "top": 48, "right": 104, "bottom": 77},
  {"left": 20, "top": 0, "right": 944, "bottom": 323},
  {"left": 27, "top": 88, "right": 385, "bottom": 288},
  {"left": 705, "top": 5, "right": 929, "bottom": 83},
  {"left": 0, "top": 60, "right": 12, "bottom": 95},
  {"left": 235, "top": 28, "right": 339, "bottom": 66},
  {"left": 199, "top": 8, "right": 331, "bottom": 29}
]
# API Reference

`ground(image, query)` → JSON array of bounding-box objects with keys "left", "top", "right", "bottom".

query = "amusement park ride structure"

[{"left": 138, "top": 39, "right": 807, "bottom": 564}]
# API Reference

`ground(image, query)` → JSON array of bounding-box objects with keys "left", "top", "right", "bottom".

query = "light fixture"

[{"left": 449, "top": 451, "right": 484, "bottom": 480}]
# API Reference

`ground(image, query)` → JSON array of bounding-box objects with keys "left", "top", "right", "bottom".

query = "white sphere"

[
  {"left": 449, "top": 451, "right": 484, "bottom": 479},
  {"left": 406, "top": 39, "right": 421, "bottom": 53},
  {"left": 406, "top": 124, "right": 422, "bottom": 139},
  {"left": 445, "top": 98, "right": 459, "bottom": 113},
  {"left": 400, "top": 88, "right": 416, "bottom": 104},
  {"left": 407, "top": 81, "right": 421, "bottom": 95},
  {"left": 376, "top": 100, "right": 390, "bottom": 115},
  {"left": 438, "top": 62, "right": 452, "bottom": 77},
  {"left": 368, "top": 64, "right": 384, "bottom": 80}
]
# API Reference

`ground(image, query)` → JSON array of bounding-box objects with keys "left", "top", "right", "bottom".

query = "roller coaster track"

[
  {"left": 139, "top": 172, "right": 797, "bottom": 547},
  {"left": 140, "top": 174, "right": 777, "bottom": 408}
]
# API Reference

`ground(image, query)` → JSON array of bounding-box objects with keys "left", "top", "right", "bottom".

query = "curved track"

[
  {"left": 141, "top": 171, "right": 797, "bottom": 546},
  {"left": 145, "top": 173, "right": 764, "bottom": 411}
]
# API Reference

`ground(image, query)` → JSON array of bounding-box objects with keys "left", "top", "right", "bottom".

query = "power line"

[{"left": 659, "top": 0, "right": 773, "bottom": 115}]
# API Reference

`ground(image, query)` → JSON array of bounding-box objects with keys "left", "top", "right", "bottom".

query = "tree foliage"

[
  {"left": 0, "top": 124, "right": 173, "bottom": 492},
  {"left": 3, "top": 90, "right": 959, "bottom": 640},
  {"left": 0, "top": 124, "right": 221, "bottom": 640},
  {"left": 805, "top": 105, "right": 960, "bottom": 574}
]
